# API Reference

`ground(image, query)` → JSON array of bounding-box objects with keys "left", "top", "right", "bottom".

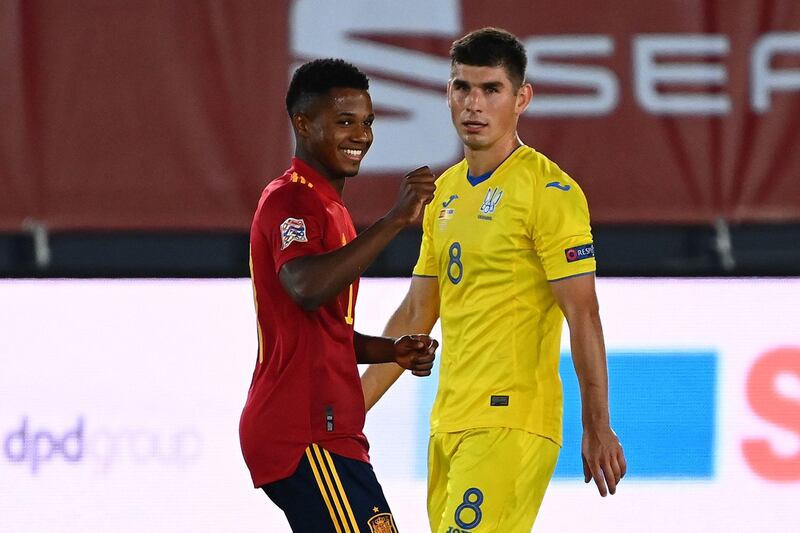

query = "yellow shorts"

[{"left": 427, "top": 427, "right": 560, "bottom": 533}]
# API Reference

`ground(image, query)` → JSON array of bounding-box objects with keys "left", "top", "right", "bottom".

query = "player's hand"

[
  {"left": 386, "top": 166, "right": 436, "bottom": 225},
  {"left": 582, "top": 425, "right": 626, "bottom": 497},
  {"left": 392, "top": 334, "right": 437, "bottom": 376}
]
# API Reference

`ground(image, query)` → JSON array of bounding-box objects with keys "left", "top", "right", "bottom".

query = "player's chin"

[
  {"left": 461, "top": 135, "right": 489, "bottom": 151},
  {"left": 337, "top": 161, "right": 362, "bottom": 178}
]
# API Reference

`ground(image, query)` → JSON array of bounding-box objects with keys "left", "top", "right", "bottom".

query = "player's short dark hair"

[
  {"left": 450, "top": 27, "right": 527, "bottom": 89},
  {"left": 286, "top": 58, "right": 369, "bottom": 117}
]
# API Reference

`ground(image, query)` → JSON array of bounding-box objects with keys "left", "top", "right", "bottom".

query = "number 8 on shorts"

[{"left": 454, "top": 487, "right": 483, "bottom": 530}]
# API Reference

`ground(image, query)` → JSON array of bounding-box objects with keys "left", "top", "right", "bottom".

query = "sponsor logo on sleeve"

[
  {"left": 546, "top": 181, "right": 571, "bottom": 191},
  {"left": 280, "top": 218, "right": 308, "bottom": 250},
  {"left": 565, "top": 243, "right": 595, "bottom": 262}
]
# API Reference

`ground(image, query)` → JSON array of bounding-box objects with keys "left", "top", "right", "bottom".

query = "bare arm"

[
  {"left": 550, "top": 273, "right": 627, "bottom": 497},
  {"left": 361, "top": 275, "right": 440, "bottom": 410},
  {"left": 353, "top": 331, "right": 437, "bottom": 375},
  {"left": 279, "top": 167, "right": 436, "bottom": 310},
  {"left": 280, "top": 216, "right": 404, "bottom": 310}
]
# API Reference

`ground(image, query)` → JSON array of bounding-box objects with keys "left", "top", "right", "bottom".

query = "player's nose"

[
  {"left": 351, "top": 123, "right": 372, "bottom": 144},
  {"left": 465, "top": 88, "right": 483, "bottom": 111}
]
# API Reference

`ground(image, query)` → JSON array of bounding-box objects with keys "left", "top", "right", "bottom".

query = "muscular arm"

[
  {"left": 353, "top": 331, "right": 397, "bottom": 364},
  {"left": 361, "top": 275, "right": 440, "bottom": 410},
  {"left": 550, "top": 273, "right": 626, "bottom": 497},
  {"left": 354, "top": 331, "right": 437, "bottom": 377},
  {"left": 278, "top": 167, "right": 435, "bottom": 310},
  {"left": 279, "top": 216, "right": 405, "bottom": 310}
]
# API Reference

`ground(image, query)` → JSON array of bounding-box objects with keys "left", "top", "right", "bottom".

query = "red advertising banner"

[{"left": 1, "top": 1, "right": 799, "bottom": 231}]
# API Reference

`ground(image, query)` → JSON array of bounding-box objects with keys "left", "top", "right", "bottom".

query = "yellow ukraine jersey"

[{"left": 413, "top": 145, "right": 596, "bottom": 445}]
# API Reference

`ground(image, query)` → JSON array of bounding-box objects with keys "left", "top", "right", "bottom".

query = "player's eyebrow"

[
  {"left": 336, "top": 111, "right": 375, "bottom": 121},
  {"left": 336, "top": 111, "right": 374, "bottom": 117},
  {"left": 451, "top": 78, "right": 506, "bottom": 91},
  {"left": 480, "top": 81, "right": 504, "bottom": 91}
]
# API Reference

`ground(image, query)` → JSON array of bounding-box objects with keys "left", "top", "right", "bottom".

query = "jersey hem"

[
  {"left": 547, "top": 269, "right": 595, "bottom": 282},
  {"left": 250, "top": 440, "right": 370, "bottom": 488},
  {"left": 429, "top": 422, "right": 562, "bottom": 448}
]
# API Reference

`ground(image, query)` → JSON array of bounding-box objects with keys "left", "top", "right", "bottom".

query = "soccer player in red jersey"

[{"left": 239, "top": 58, "right": 438, "bottom": 532}]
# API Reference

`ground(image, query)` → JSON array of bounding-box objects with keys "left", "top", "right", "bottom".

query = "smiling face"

[
  {"left": 293, "top": 87, "right": 374, "bottom": 180},
  {"left": 447, "top": 63, "right": 531, "bottom": 152}
]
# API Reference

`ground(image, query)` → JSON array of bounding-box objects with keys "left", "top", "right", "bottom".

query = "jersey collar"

[
  {"left": 465, "top": 144, "right": 526, "bottom": 187},
  {"left": 290, "top": 157, "right": 344, "bottom": 204},
  {"left": 466, "top": 169, "right": 493, "bottom": 187}
]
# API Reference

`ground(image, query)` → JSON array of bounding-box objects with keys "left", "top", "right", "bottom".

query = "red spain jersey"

[{"left": 239, "top": 157, "right": 368, "bottom": 487}]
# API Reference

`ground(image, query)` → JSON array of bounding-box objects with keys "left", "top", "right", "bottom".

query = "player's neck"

[
  {"left": 463, "top": 133, "right": 523, "bottom": 177},
  {"left": 293, "top": 150, "right": 346, "bottom": 197}
]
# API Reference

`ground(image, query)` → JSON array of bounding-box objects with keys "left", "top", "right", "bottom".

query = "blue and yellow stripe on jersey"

[{"left": 413, "top": 145, "right": 595, "bottom": 445}]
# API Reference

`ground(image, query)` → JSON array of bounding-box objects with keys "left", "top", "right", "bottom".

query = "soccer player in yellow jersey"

[{"left": 361, "top": 28, "right": 627, "bottom": 532}]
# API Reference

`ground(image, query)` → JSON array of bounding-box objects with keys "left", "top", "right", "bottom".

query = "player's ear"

[
  {"left": 515, "top": 82, "right": 533, "bottom": 115},
  {"left": 446, "top": 80, "right": 453, "bottom": 109},
  {"left": 292, "top": 113, "right": 311, "bottom": 139}
]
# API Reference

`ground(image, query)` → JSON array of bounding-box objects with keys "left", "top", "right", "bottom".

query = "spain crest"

[{"left": 367, "top": 512, "right": 397, "bottom": 533}]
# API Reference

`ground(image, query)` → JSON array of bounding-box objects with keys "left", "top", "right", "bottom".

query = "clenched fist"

[
  {"left": 393, "top": 334, "right": 438, "bottom": 377},
  {"left": 386, "top": 166, "right": 437, "bottom": 225}
]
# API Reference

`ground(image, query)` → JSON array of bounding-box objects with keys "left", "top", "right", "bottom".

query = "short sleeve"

[
  {"left": 256, "top": 184, "right": 327, "bottom": 273},
  {"left": 531, "top": 176, "right": 596, "bottom": 281},
  {"left": 412, "top": 199, "right": 438, "bottom": 277}
]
